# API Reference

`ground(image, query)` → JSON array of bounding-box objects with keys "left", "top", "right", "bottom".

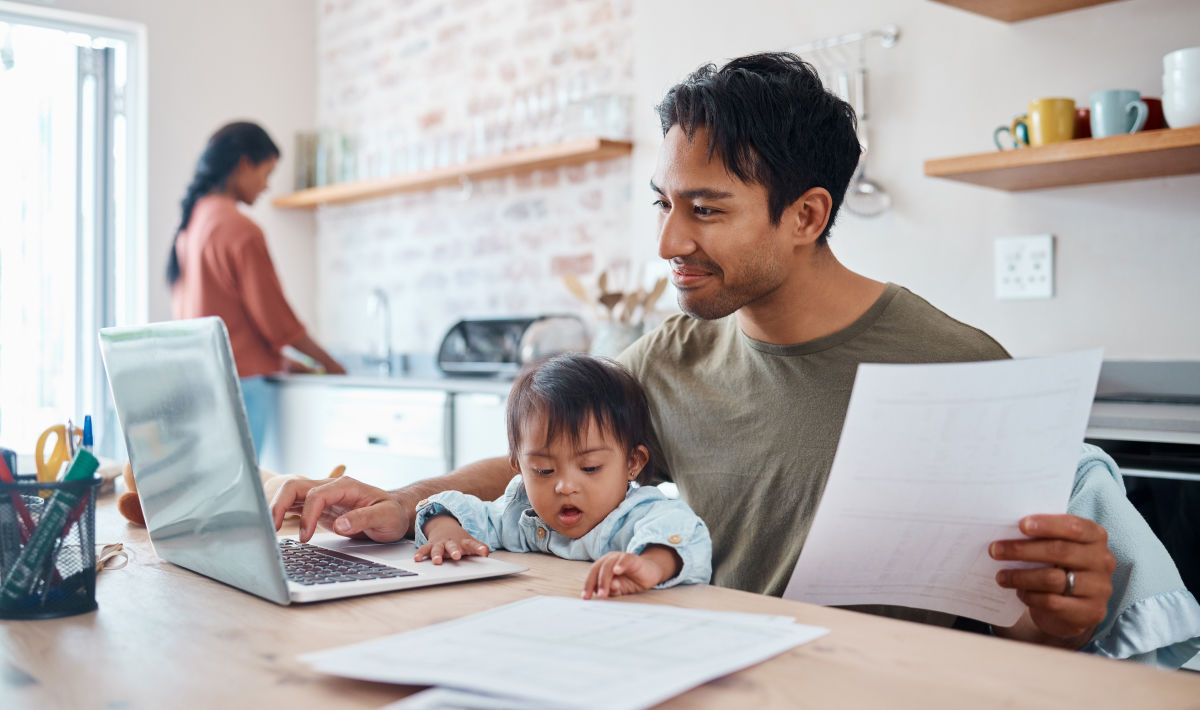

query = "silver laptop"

[{"left": 98, "top": 317, "right": 526, "bottom": 604}]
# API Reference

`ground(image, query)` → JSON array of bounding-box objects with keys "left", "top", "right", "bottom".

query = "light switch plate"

[{"left": 994, "top": 234, "right": 1054, "bottom": 300}]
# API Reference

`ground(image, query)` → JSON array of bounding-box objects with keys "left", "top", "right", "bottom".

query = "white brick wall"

[{"left": 315, "top": 0, "right": 636, "bottom": 355}]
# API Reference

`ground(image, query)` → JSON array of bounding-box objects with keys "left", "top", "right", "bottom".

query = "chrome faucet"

[{"left": 366, "top": 287, "right": 393, "bottom": 376}]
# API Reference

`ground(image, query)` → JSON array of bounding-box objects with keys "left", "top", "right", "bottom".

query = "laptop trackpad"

[{"left": 307, "top": 533, "right": 419, "bottom": 565}]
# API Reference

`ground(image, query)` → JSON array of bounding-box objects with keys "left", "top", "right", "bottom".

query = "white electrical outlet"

[{"left": 994, "top": 234, "right": 1054, "bottom": 300}]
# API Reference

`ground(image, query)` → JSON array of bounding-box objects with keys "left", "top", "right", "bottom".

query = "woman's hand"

[
  {"left": 582, "top": 546, "right": 680, "bottom": 600},
  {"left": 282, "top": 356, "right": 317, "bottom": 374},
  {"left": 415, "top": 515, "right": 490, "bottom": 564},
  {"left": 990, "top": 514, "right": 1116, "bottom": 648}
]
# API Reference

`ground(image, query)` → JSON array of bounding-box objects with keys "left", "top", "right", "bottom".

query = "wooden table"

[{"left": 3, "top": 499, "right": 1199, "bottom": 709}]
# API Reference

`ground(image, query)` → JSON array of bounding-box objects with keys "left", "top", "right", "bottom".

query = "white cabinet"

[
  {"left": 264, "top": 384, "right": 450, "bottom": 490},
  {"left": 451, "top": 392, "right": 509, "bottom": 469}
]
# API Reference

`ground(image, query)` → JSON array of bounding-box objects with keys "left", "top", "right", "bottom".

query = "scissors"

[{"left": 35, "top": 423, "right": 82, "bottom": 484}]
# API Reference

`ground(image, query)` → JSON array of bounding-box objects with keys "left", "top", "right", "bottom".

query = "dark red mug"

[
  {"left": 1141, "top": 98, "right": 1167, "bottom": 131},
  {"left": 1074, "top": 107, "right": 1091, "bottom": 139}
]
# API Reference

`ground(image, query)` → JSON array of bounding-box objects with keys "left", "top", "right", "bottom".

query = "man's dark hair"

[
  {"left": 656, "top": 52, "right": 860, "bottom": 243},
  {"left": 506, "top": 353, "right": 667, "bottom": 484}
]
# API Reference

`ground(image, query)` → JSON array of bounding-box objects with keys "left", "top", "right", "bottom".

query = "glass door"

[{"left": 0, "top": 10, "right": 141, "bottom": 460}]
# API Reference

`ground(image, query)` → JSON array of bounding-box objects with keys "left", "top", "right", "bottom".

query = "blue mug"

[
  {"left": 993, "top": 116, "right": 1030, "bottom": 150},
  {"left": 1090, "top": 90, "right": 1148, "bottom": 137}
]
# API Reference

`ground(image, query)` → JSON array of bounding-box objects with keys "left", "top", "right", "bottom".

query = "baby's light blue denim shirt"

[{"left": 414, "top": 476, "right": 712, "bottom": 588}]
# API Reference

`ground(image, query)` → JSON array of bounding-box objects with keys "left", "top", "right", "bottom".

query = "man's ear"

[
  {"left": 627, "top": 445, "right": 650, "bottom": 480},
  {"left": 785, "top": 186, "right": 833, "bottom": 247}
]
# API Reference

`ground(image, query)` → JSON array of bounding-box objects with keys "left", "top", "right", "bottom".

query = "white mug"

[
  {"left": 1164, "top": 90, "right": 1200, "bottom": 128},
  {"left": 1162, "top": 51, "right": 1200, "bottom": 128},
  {"left": 1163, "top": 46, "right": 1200, "bottom": 73}
]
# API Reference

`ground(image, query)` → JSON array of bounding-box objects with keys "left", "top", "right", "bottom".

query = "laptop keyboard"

[{"left": 279, "top": 538, "right": 417, "bottom": 586}]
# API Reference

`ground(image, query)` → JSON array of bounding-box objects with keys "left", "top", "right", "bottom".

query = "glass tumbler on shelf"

[
  {"left": 293, "top": 132, "right": 318, "bottom": 190},
  {"left": 338, "top": 133, "right": 356, "bottom": 183},
  {"left": 314, "top": 130, "right": 335, "bottom": 186},
  {"left": 601, "top": 94, "right": 633, "bottom": 139}
]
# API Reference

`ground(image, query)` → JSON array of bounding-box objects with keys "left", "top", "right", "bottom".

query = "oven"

[{"left": 1085, "top": 361, "right": 1200, "bottom": 602}]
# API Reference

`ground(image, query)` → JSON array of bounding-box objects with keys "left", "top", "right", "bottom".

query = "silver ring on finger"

[{"left": 1061, "top": 569, "right": 1075, "bottom": 597}]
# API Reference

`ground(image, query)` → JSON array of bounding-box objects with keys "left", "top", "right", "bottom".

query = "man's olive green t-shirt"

[{"left": 618, "top": 283, "right": 1010, "bottom": 609}]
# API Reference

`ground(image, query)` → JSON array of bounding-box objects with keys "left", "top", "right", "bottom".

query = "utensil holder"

[
  {"left": 589, "top": 321, "right": 645, "bottom": 358},
  {"left": 0, "top": 474, "right": 100, "bottom": 619}
]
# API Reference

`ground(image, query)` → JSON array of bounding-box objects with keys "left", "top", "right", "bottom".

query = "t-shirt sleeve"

[{"left": 233, "top": 229, "right": 306, "bottom": 352}]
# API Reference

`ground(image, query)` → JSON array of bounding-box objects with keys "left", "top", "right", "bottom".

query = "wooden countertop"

[{"left": 3, "top": 499, "right": 1199, "bottom": 709}]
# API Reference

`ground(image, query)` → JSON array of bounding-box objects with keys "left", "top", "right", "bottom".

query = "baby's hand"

[
  {"left": 582, "top": 550, "right": 673, "bottom": 600},
  {"left": 415, "top": 515, "right": 490, "bottom": 564}
]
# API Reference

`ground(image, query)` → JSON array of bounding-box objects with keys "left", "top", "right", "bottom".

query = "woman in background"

[{"left": 168, "top": 121, "right": 345, "bottom": 456}]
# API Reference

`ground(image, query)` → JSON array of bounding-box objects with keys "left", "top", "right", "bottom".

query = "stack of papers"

[{"left": 301, "top": 595, "right": 828, "bottom": 709}]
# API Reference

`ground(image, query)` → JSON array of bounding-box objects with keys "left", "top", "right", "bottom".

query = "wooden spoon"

[
  {"left": 598, "top": 291, "right": 624, "bottom": 319},
  {"left": 635, "top": 277, "right": 669, "bottom": 323},
  {"left": 561, "top": 274, "right": 590, "bottom": 304}
]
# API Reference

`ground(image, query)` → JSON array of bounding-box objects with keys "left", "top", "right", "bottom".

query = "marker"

[{"left": 82, "top": 415, "right": 93, "bottom": 452}]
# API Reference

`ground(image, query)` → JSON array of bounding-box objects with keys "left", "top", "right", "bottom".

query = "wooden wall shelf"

[
  {"left": 929, "top": 0, "right": 1125, "bottom": 22},
  {"left": 924, "top": 125, "right": 1200, "bottom": 191},
  {"left": 272, "top": 137, "right": 633, "bottom": 209}
]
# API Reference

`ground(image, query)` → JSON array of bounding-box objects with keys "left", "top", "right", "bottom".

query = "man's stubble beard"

[
  {"left": 677, "top": 288, "right": 745, "bottom": 321},
  {"left": 676, "top": 257, "right": 787, "bottom": 321}
]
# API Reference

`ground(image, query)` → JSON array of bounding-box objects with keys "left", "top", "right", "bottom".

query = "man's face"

[{"left": 650, "top": 125, "right": 790, "bottom": 321}]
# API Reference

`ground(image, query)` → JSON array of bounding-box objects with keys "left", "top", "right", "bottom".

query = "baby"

[{"left": 414, "top": 352, "right": 711, "bottom": 598}]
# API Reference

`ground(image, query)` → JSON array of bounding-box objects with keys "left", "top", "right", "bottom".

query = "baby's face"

[{"left": 514, "top": 414, "right": 647, "bottom": 539}]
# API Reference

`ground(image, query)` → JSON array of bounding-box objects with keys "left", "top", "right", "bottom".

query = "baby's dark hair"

[{"left": 506, "top": 353, "right": 666, "bottom": 483}]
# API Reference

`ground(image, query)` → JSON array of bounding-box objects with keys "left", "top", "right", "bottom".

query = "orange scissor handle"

[{"left": 35, "top": 424, "right": 81, "bottom": 483}]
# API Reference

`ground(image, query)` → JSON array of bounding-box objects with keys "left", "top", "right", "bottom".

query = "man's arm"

[{"left": 270, "top": 456, "right": 515, "bottom": 542}]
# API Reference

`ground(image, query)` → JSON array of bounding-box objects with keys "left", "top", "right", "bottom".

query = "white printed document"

[
  {"left": 301, "top": 595, "right": 828, "bottom": 710},
  {"left": 783, "top": 350, "right": 1103, "bottom": 626}
]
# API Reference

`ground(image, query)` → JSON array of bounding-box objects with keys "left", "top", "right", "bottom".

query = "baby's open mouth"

[{"left": 558, "top": 505, "right": 583, "bottom": 525}]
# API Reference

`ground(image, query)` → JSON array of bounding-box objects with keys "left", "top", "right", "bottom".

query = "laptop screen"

[{"left": 99, "top": 317, "right": 290, "bottom": 604}]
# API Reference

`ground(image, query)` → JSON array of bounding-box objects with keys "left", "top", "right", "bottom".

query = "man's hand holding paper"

[{"left": 991, "top": 512, "right": 1116, "bottom": 646}]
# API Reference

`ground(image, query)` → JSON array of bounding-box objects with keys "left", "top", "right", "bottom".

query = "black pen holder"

[{"left": 0, "top": 475, "right": 100, "bottom": 619}]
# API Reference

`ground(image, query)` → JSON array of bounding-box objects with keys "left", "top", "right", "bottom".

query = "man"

[{"left": 272, "top": 53, "right": 1117, "bottom": 650}]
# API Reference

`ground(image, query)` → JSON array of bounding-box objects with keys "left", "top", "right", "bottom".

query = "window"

[{"left": 0, "top": 4, "right": 145, "bottom": 459}]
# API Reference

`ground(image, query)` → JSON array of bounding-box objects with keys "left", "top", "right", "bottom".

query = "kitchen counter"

[{"left": 268, "top": 372, "right": 514, "bottom": 396}]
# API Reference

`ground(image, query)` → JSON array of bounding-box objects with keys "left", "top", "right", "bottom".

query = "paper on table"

[
  {"left": 383, "top": 687, "right": 538, "bottom": 710},
  {"left": 783, "top": 350, "right": 1103, "bottom": 626},
  {"left": 302, "top": 595, "right": 828, "bottom": 710}
]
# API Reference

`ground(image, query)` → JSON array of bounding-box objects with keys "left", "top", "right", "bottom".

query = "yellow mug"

[{"left": 1013, "top": 98, "right": 1076, "bottom": 147}]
